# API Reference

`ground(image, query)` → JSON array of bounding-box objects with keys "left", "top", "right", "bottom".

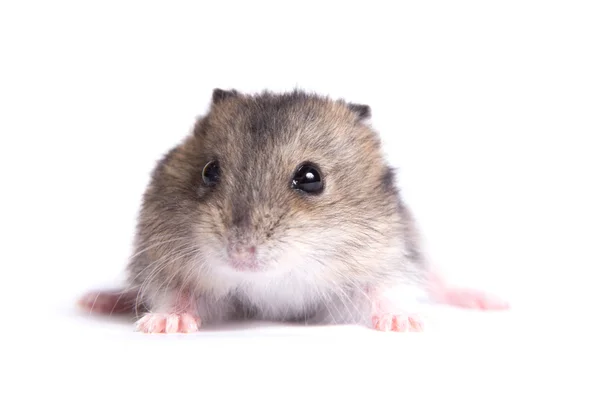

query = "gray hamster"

[{"left": 79, "top": 89, "right": 508, "bottom": 333}]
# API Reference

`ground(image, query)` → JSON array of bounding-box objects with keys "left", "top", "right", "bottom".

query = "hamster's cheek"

[{"left": 261, "top": 240, "right": 322, "bottom": 273}]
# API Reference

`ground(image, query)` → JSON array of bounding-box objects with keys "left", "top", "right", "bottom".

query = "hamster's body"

[{"left": 79, "top": 89, "right": 508, "bottom": 333}]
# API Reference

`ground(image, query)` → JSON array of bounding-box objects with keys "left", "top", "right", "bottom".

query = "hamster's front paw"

[
  {"left": 367, "top": 285, "right": 425, "bottom": 332},
  {"left": 136, "top": 312, "right": 201, "bottom": 334},
  {"left": 372, "top": 312, "right": 424, "bottom": 332}
]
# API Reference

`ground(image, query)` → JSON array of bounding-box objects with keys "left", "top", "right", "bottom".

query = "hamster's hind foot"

[
  {"left": 439, "top": 288, "right": 509, "bottom": 310},
  {"left": 372, "top": 312, "right": 424, "bottom": 332},
  {"left": 136, "top": 312, "right": 201, "bottom": 334},
  {"left": 427, "top": 271, "right": 510, "bottom": 310},
  {"left": 78, "top": 289, "right": 137, "bottom": 314}
]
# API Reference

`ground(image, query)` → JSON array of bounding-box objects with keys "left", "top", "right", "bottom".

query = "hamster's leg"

[
  {"left": 78, "top": 288, "right": 202, "bottom": 333},
  {"left": 368, "top": 286, "right": 425, "bottom": 332},
  {"left": 134, "top": 290, "right": 225, "bottom": 334},
  {"left": 310, "top": 286, "right": 424, "bottom": 332},
  {"left": 135, "top": 288, "right": 236, "bottom": 334},
  {"left": 135, "top": 293, "right": 201, "bottom": 334},
  {"left": 79, "top": 288, "right": 229, "bottom": 333}
]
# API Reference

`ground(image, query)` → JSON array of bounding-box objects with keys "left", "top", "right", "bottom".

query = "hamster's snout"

[{"left": 226, "top": 242, "right": 259, "bottom": 271}]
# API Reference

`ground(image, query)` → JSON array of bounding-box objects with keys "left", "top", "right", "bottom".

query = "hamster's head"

[{"left": 138, "top": 89, "right": 414, "bottom": 293}]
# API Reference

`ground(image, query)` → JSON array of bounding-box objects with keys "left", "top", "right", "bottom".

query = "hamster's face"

[{"left": 141, "top": 90, "right": 407, "bottom": 291}]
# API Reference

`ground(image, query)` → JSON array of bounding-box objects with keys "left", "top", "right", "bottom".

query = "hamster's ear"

[
  {"left": 348, "top": 103, "right": 371, "bottom": 121},
  {"left": 212, "top": 88, "right": 239, "bottom": 104}
]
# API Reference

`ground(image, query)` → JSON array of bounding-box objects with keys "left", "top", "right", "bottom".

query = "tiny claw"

[
  {"left": 136, "top": 312, "right": 200, "bottom": 334},
  {"left": 372, "top": 312, "right": 424, "bottom": 332}
]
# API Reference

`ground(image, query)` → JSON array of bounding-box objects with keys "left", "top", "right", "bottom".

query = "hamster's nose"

[{"left": 227, "top": 244, "right": 258, "bottom": 271}]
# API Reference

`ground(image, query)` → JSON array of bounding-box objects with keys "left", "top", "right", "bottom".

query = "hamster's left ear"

[
  {"left": 348, "top": 103, "right": 371, "bottom": 121},
  {"left": 212, "top": 88, "right": 239, "bottom": 104}
]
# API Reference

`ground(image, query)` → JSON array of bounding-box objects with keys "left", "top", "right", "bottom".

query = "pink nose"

[{"left": 228, "top": 245, "right": 258, "bottom": 270}]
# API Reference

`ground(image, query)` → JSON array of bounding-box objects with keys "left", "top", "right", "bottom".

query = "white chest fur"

[{"left": 236, "top": 270, "right": 326, "bottom": 320}]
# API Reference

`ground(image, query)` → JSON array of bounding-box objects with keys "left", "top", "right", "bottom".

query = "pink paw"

[
  {"left": 78, "top": 290, "right": 136, "bottom": 314},
  {"left": 442, "top": 288, "right": 510, "bottom": 310},
  {"left": 136, "top": 313, "right": 201, "bottom": 334},
  {"left": 372, "top": 313, "right": 424, "bottom": 332}
]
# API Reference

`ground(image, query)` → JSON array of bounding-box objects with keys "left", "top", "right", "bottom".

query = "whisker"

[
  {"left": 110, "top": 240, "right": 193, "bottom": 316},
  {"left": 126, "top": 237, "right": 189, "bottom": 262},
  {"left": 131, "top": 242, "right": 198, "bottom": 318},
  {"left": 137, "top": 245, "right": 202, "bottom": 316}
]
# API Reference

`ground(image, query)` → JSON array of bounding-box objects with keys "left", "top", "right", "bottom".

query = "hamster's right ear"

[
  {"left": 212, "top": 88, "right": 239, "bottom": 104},
  {"left": 348, "top": 103, "right": 371, "bottom": 121}
]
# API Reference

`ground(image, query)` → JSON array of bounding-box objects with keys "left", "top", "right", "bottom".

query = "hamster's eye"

[
  {"left": 291, "top": 162, "right": 323, "bottom": 194},
  {"left": 202, "top": 160, "right": 220, "bottom": 186}
]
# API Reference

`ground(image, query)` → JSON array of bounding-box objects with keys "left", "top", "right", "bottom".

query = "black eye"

[
  {"left": 202, "top": 160, "right": 220, "bottom": 186},
  {"left": 291, "top": 162, "right": 323, "bottom": 194}
]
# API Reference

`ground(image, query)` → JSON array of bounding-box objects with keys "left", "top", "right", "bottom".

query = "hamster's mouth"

[{"left": 229, "top": 258, "right": 261, "bottom": 272}]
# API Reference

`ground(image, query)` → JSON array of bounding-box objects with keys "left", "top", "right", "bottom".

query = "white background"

[{"left": 1, "top": 1, "right": 599, "bottom": 399}]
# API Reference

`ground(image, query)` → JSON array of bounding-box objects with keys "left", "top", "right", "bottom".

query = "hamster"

[{"left": 78, "top": 88, "right": 509, "bottom": 333}]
